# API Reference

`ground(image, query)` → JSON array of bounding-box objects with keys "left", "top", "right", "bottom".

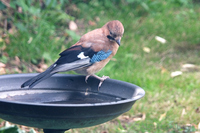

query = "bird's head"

[{"left": 105, "top": 20, "right": 124, "bottom": 46}]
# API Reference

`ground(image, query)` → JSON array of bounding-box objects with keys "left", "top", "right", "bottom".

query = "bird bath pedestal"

[{"left": 0, "top": 74, "right": 145, "bottom": 133}]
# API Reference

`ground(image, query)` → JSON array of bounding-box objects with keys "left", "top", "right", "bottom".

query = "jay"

[{"left": 21, "top": 20, "right": 124, "bottom": 89}]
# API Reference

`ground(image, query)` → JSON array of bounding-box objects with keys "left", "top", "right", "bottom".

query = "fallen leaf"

[
  {"left": 0, "top": 62, "right": 6, "bottom": 68},
  {"left": 55, "top": 37, "right": 60, "bottom": 41},
  {"left": 14, "top": 56, "right": 21, "bottom": 66},
  {"left": 117, "top": 113, "right": 146, "bottom": 123},
  {"left": 153, "top": 122, "right": 157, "bottom": 128},
  {"left": 0, "top": 38, "right": 3, "bottom": 42},
  {"left": 8, "top": 27, "right": 17, "bottom": 35},
  {"left": 28, "top": 67, "right": 33, "bottom": 73},
  {"left": 189, "top": 123, "right": 199, "bottom": 131},
  {"left": 69, "top": 21, "right": 78, "bottom": 31},
  {"left": 0, "top": 44, "right": 6, "bottom": 50},
  {"left": 181, "top": 123, "right": 198, "bottom": 132},
  {"left": 38, "top": 63, "right": 48, "bottom": 70},
  {"left": 95, "top": 17, "right": 100, "bottom": 22},
  {"left": 161, "top": 66, "right": 167, "bottom": 73},
  {"left": 0, "top": 68, "right": 6, "bottom": 74},
  {"left": 155, "top": 36, "right": 166, "bottom": 44},
  {"left": 5, "top": 37, "right": 10, "bottom": 44},
  {"left": 181, "top": 63, "right": 199, "bottom": 72},
  {"left": 0, "top": 121, "right": 5, "bottom": 128},
  {"left": 195, "top": 107, "right": 200, "bottom": 113},
  {"left": 15, "top": 67, "right": 22, "bottom": 73},
  {"left": 5, "top": 121, "right": 12, "bottom": 127},
  {"left": 28, "top": 37, "right": 33, "bottom": 44},
  {"left": 36, "top": 68, "right": 44, "bottom": 73},
  {"left": 132, "top": 113, "right": 146, "bottom": 121},
  {"left": 3, "top": 52, "right": 8, "bottom": 57},
  {"left": 2, "top": 34, "right": 7, "bottom": 38},
  {"left": 117, "top": 128, "right": 127, "bottom": 133},
  {"left": 18, "top": 7, "right": 22, "bottom": 13},
  {"left": 182, "top": 63, "right": 196, "bottom": 68},
  {"left": 117, "top": 115, "right": 130, "bottom": 121},
  {"left": 159, "top": 112, "right": 166, "bottom": 121},
  {"left": 143, "top": 47, "right": 150, "bottom": 53},
  {"left": 181, "top": 108, "right": 186, "bottom": 117},
  {"left": 1, "top": 0, "right": 10, "bottom": 7},
  {"left": 88, "top": 20, "right": 96, "bottom": 26},
  {"left": 19, "top": 125, "right": 30, "bottom": 132},
  {"left": 185, "top": 123, "right": 193, "bottom": 127},
  {"left": 171, "top": 71, "right": 182, "bottom": 78}
]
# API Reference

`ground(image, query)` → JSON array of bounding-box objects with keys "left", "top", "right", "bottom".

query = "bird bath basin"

[{"left": 0, "top": 74, "right": 145, "bottom": 133}]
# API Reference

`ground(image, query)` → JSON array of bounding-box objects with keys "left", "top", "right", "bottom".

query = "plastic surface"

[{"left": 0, "top": 74, "right": 145, "bottom": 131}]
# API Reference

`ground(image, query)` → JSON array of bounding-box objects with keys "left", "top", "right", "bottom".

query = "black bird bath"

[{"left": 0, "top": 74, "right": 145, "bottom": 133}]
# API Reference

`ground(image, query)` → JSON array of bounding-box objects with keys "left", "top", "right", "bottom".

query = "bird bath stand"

[{"left": 0, "top": 74, "right": 145, "bottom": 133}]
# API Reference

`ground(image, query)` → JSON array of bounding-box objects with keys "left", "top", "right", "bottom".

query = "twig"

[
  {"left": 4, "top": 19, "right": 7, "bottom": 33},
  {"left": 1, "top": 0, "right": 10, "bottom": 8}
]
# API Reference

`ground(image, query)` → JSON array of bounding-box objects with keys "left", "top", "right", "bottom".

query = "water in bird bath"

[{"left": 0, "top": 89, "right": 127, "bottom": 104}]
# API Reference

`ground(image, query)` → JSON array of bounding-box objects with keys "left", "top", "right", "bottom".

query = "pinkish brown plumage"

[{"left": 21, "top": 20, "right": 124, "bottom": 89}]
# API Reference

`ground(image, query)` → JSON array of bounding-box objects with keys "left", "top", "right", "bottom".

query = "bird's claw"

[
  {"left": 98, "top": 75, "right": 110, "bottom": 90},
  {"left": 85, "top": 75, "right": 109, "bottom": 91},
  {"left": 85, "top": 75, "right": 90, "bottom": 83},
  {"left": 100, "top": 75, "right": 110, "bottom": 81}
]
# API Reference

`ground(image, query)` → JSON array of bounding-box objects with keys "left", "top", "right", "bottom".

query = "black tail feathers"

[{"left": 21, "top": 64, "right": 56, "bottom": 89}]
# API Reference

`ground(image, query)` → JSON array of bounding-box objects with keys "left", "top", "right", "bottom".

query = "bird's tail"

[{"left": 21, "top": 64, "right": 56, "bottom": 89}]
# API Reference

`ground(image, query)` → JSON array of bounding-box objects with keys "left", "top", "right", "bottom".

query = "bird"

[{"left": 21, "top": 20, "right": 124, "bottom": 89}]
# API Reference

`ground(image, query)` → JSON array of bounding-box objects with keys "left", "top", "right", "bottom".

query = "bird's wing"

[{"left": 50, "top": 45, "right": 112, "bottom": 73}]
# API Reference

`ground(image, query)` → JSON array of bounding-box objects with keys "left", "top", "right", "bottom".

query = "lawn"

[{"left": 0, "top": 0, "right": 200, "bottom": 133}]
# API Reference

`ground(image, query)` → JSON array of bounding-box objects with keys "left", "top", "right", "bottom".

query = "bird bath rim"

[
  {"left": 0, "top": 73, "right": 145, "bottom": 132},
  {"left": 0, "top": 73, "right": 145, "bottom": 107}
]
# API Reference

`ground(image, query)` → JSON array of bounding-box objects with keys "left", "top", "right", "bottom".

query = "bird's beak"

[
  {"left": 107, "top": 35, "right": 121, "bottom": 46},
  {"left": 115, "top": 38, "right": 121, "bottom": 46}
]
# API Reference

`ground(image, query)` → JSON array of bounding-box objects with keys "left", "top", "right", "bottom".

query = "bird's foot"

[
  {"left": 85, "top": 75, "right": 91, "bottom": 83},
  {"left": 98, "top": 75, "right": 110, "bottom": 90},
  {"left": 91, "top": 74, "right": 109, "bottom": 90},
  {"left": 85, "top": 74, "right": 110, "bottom": 90}
]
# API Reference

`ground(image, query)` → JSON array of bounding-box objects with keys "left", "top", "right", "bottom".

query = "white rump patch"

[{"left": 77, "top": 52, "right": 89, "bottom": 59}]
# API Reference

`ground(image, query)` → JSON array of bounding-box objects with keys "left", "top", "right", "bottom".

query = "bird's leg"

[
  {"left": 85, "top": 75, "right": 91, "bottom": 83},
  {"left": 91, "top": 74, "right": 110, "bottom": 90}
]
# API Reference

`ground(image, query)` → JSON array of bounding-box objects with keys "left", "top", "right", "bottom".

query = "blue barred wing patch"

[{"left": 90, "top": 50, "right": 112, "bottom": 63}]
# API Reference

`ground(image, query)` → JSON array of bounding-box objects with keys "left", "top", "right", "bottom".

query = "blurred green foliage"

[
  {"left": 75, "top": 0, "right": 194, "bottom": 19},
  {"left": 0, "top": 0, "right": 75, "bottom": 64},
  {"left": 0, "top": 0, "right": 200, "bottom": 132},
  {"left": 0, "top": 124, "right": 36, "bottom": 133},
  {"left": 0, "top": 0, "right": 195, "bottom": 64}
]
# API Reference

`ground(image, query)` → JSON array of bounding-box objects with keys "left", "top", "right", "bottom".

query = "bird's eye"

[
  {"left": 107, "top": 35, "right": 115, "bottom": 41},
  {"left": 110, "top": 31, "right": 116, "bottom": 38}
]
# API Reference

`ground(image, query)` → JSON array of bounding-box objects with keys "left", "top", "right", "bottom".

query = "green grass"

[
  {"left": 71, "top": 1, "right": 200, "bottom": 133},
  {"left": 1, "top": 0, "right": 200, "bottom": 133}
]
